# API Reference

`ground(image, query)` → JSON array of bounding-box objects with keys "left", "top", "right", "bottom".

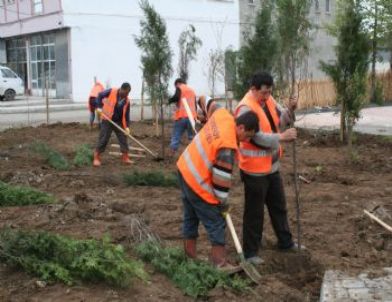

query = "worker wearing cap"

[
  {"left": 234, "top": 72, "right": 300, "bottom": 266},
  {"left": 93, "top": 82, "right": 132, "bottom": 166},
  {"left": 168, "top": 78, "right": 197, "bottom": 156},
  {"left": 177, "top": 101, "right": 260, "bottom": 270}
]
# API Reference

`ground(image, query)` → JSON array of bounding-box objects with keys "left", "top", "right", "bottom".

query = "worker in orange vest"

[
  {"left": 177, "top": 103, "right": 259, "bottom": 270},
  {"left": 234, "top": 72, "right": 300, "bottom": 266},
  {"left": 168, "top": 78, "right": 197, "bottom": 156},
  {"left": 93, "top": 82, "right": 132, "bottom": 166},
  {"left": 88, "top": 80, "right": 105, "bottom": 129}
]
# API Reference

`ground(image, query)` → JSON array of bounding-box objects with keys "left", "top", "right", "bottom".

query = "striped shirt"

[{"left": 212, "top": 148, "right": 235, "bottom": 205}]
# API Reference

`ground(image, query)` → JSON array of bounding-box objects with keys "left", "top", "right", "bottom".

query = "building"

[
  {"left": 239, "top": 0, "right": 337, "bottom": 80},
  {"left": 0, "top": 0, "right": 240, "bottom": 101}
]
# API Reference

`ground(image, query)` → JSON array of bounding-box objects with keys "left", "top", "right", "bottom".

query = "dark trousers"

[
  {"left": 241, "top": 171, "right": 293, "bottom": 258},
  {"left": 96, "top": 120, "right": 128, "bottom": 153}
]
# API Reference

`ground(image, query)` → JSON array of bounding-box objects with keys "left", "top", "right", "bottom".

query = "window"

[
  {"left": 315, "top": 0, "right": 319, "bottom": 11},
  {"left": 32, "top": 0, "right": 43, "bottom": 15},
  {"left": 248, "top": 0, "right": 254, "bottom": 3},
  {"left": 7, "top": 0, "right": 15, "bottom": 5},
  {"left": 326, "top": 0, "right": 330, "bottom": 12},
  {"left": 1, "top": 68, "right": 17, "bottom": 78}
]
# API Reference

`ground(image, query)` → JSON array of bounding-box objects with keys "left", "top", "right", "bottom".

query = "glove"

[
  {"left": 218, "top": 202, "right": 230, "bottom": 215},
  {"left": 95, "top": 108, "right": 102, "bottom": 116},
  {"left": 125, "top": 127, "right": 131, "bottom": 135}
]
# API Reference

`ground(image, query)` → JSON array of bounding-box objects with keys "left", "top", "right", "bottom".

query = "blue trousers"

[
  {"left": 178, "top": 171, "right": 226, "bottom": 246},
  {"left": 170, "top": 118, "right": 194, "bottom": 151}
]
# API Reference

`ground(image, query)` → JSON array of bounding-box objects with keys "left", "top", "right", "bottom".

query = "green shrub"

[
  {"left": 0, "top": 181, "right": 54, "bottom": 206},
  {"left": 0, "top": 229, "right": 147, "bottom": 287},
  {"left": 30, "top": 141, "right": 69, "bottom": 171},
  {"left": 73, "top": 144, "right": 93, "bottom": 167},
  {"left": 123, "top": 170, "right": 178, "bottom": 187},
  {"left": 135, "top": 240, "right": 249, "bottom": 298}
]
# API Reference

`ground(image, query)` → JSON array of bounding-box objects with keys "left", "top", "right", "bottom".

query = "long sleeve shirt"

[
  {"left": 168, "top": 87, "right": 181, "bottom": 105},
  {"left": 236, "top": 99, "right": 295, "bottom": 176},
  {"left": 212, "top": 148, "right": 235, "bottom": 205},
  {"left": 95, "top": 88, "right": 130, "bottom": 127}
]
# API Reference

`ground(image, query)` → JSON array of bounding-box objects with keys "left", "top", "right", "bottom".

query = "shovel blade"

[{"left": 240, "top": 260, "right": 262, "bottom": 284}]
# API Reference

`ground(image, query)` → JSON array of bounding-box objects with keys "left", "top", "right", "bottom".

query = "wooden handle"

[
  {"left": 181, "top": 98, "right": 197, "bottom": 134},
  {"left": 225, "top": 213, "right": 243, "bottom": 254},
  {"left": 364, "top": 210, "right": 392, "bottom": 233}
]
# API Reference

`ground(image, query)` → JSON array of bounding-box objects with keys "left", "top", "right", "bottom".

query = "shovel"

[
  {"left": 224, "top": 212, "right": 262, "bottom": 284},
  {"left": 99, "top": 111, "right": 163, "bottom": 161}
]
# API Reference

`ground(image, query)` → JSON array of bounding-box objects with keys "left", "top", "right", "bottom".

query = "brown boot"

[
  {"left": 211, "top": 245, "right": 242, "bottom": 274},
  {"left": 184, "top": 239, "right": 197, "bottom": 259},
  {"left": 93, "top": 151, "right": 101, "bottom": 167},
  {"left": 122, "top": 152, "right": 132, "bottom": 165}
]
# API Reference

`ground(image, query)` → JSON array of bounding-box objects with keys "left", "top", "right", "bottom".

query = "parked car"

[{"left": 0, "top": 66, "right": 24, "bottom": 101}]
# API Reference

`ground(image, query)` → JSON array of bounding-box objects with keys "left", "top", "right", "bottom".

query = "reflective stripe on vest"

[
  {"left": 174, "top": 84, "right": 196, "bottom": 120},
  {"left": 235, "top": 91, "right": 281, "bottom": 174},
  {"left": 177, "top": 108, "right": 237, "bottom": 205},
  {"left": 102, "top": 88, "right": 130, "bottom": 129}
]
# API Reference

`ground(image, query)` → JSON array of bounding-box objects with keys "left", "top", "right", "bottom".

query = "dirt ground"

[{"left": 0, "top": 122, "right": 391, "bottom": 302}]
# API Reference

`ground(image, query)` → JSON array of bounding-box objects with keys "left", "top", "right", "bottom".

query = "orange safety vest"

[
  {"left": 102, "top": 88, "right": 130, "bottom": 129},
  {"left": 235, "top": 91, "right": 282, "bottom": 174},
  {"left": 177, "top": 108, "right": 238, "bottom": 205},
  {"left": 174, "top": 84, "right": 197, "bottom": 120},
  {"left": 88, "top": 81, "right": 104, "bottom": 110}
]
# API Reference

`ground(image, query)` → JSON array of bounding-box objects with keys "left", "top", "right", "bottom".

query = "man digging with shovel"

[
  {"left": 93, "top": 82, "right": 132, "bottom": 167},
  {"left": 177, "top": 103, "right": 259, "bottom": 273}
]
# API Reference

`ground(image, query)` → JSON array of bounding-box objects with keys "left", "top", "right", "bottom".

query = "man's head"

[
  {"left": 197, "top": 95, "right": 215, "bottom": 122},
  {"left": 119, "top": 82, "right": 131, "bottom": 99},
  {"left": 174, "top": 78, "right": 186, "bottom": 88},
  {"left": 235, "top": 111, "right": 259, "bottom": 142},
  {"left": 249, "top": 72, "right": 274, "bottom": 101}
]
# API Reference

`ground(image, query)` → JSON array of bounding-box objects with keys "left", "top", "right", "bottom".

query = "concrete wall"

[{"left": 61, "top": 0, "right": 240, "bottom": 102}]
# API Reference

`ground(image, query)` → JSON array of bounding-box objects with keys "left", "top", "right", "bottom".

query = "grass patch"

[
  {"left": 135, "top": 240, "right": 250, "bottom": 298},
  {"left": 0, "top": 229, "right": 147, "bottom": 287},
  {"left": 123, "top": 170, "right": 178, "bottom": 187},
  {"left": 73, "top": 144, "right": 93, "bottom": 167},
  {"left": 0, "top": 181, "right": 54, "bottom": 207},
  {"left": 30, "top": 141, "right": 70, "bottom": 171}
]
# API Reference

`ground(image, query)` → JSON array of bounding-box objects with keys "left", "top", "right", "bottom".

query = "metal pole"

[{"left": 45, "top": 75, "right": 49, "bottom": 124}]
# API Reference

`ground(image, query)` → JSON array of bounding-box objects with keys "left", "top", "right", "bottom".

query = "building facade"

[
  {"left": 239, "top": 0, "right": 337, "bottom": 80},
  {"left": 0, "top": 0, "right": 240, "bottom": 101}
]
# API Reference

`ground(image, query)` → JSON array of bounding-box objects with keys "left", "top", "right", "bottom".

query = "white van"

[{"left": 0, "top": 66, "right": 24, "bottom": 101}]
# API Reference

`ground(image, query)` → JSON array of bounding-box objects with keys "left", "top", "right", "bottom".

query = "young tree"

[
  {"left": 207, "top": 49, "right": 225, "bottom": 98},
  {"left": 178, "top": 25, "right": 202, "bottom": 82},
  {"left": 321, "top": 0, "right": 370, "bottom": 149},
  {"left": 135, "top": 0, "right": 172, "bottom": 157}
]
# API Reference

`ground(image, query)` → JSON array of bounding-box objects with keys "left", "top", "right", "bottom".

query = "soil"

[{"left": 0, "top": 122, "right": 391, "bottom": 302}]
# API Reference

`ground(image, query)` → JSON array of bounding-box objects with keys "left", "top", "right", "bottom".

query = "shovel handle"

[
  {"left": 99, "top": 111, "right": 158, "bottom": 158},
  {"left": 225, "top": 213, "right": 243, "bottom": 255},
  {"left": 182, "top": 98, "right": 197, "bottom": 133}
]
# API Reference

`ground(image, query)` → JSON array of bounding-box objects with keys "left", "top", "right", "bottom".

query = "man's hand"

[
  {"left": 125, "top": 127, "right": 131, "bottom": 136},
  {"left": 288, "top": 96, "right": 298, "bottom": 112},
  {"left": 95, "top": 108, "right": 102, "bottom": 116},
  {"left": 218, "top": 202, "right": 230, "bottom": 215},
  {"left": 279, "top": 128, "right": 297, "bottom": 142}
]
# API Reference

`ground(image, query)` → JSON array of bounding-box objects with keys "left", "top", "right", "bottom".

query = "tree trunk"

[
  {"left": 347, "top": 117, "right": 353, "bottom": 155},
  {"left": 141, "top": 80, "right": 145, "bottom": 121},
  {"left": 340, "top": 101, "right": 347, "bottom": 143},
  {"left": 160, "top": 98, "right": 165, "bottom": 158},
  {"left": 370, "top": 2, "right": 378, "bottom": 103},
  {"left": 155, "top": 102, "right": 159, "bottom": 137}
]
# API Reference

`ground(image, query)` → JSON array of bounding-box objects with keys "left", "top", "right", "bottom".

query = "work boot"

[
  {"left": 93, "top": 151, "right": 101, "bottom": 167},
  {"left": 122, "top": 152, "right": 132, "bottom": 165},
  {"left": 211, "top": 245, "right": 241, "bottom": 274},
  {"left": 184, "top": 239, "right": 197, "bottom": 259}
]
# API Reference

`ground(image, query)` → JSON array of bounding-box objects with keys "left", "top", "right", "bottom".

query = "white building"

[{"left": 0, "top": 0, "right": 240, "bottom": 101}]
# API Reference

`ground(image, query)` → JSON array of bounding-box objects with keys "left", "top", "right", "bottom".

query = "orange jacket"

[
  {"left": 177, "top": 107, "right": 238, "bottom": 204},
  {"left": 174, "top": 84, "right": 196, "bottom": 120},
  {"left": 101, "top": 88, "right": 130, "bottom": 129},
  {"left": 235, "top": 91, "right": 282, "bottom": 174}
]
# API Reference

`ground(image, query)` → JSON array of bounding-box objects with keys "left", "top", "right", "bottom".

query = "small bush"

[
  {"left": 0, "top": 229, "right": 147, "bottom": 287},
  {"left": 135, "top": 240, "right": 249, "bottom": 298},
  {"left": 123, "top": 170, "right": 178, "bottom": 187},
  {"left": 0, "top": 181, "right": 54, "bottom": 207},
  {"left": 73, "top": 144, "right": 93, "bottom": 167},
  {"left": 30, "top": 141, "right": 69, "bottom": 171}
]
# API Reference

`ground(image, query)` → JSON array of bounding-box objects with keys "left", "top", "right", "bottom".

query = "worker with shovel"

[
  {"left": 168, "top": 78, "right": 197, "bottom": 157},
  {"left": 88, "top": 79, "right": 105, "bottom": 129},
  {"left": 93, "top": 82, "right": 132, "bottom": 166},
  {"left": 177, "top": 104, "right": 259, "bottom": 271},
  {"left": 235, "top": 72, "right": 300, "bottom": 265}
]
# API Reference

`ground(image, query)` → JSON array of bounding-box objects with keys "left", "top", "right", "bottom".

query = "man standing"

[
  {"left": 177, "top": 105, "right": 259, "bottom": 269},
  {"left": 88, "top": 80, "right": 105, "bottom": 129},
  {"left": 235, "top": 72, "right": 299, "bottom": 265},
  {"left": 168, "top": 78, "right": 197, "bottom": 156},
  {"left": 93, "top": 82, "right": 132, "bottom": 167}
]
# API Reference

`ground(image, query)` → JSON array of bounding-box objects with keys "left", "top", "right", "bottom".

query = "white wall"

[{"left": 62, "top": 0, "right": 239, "bottom": 102}]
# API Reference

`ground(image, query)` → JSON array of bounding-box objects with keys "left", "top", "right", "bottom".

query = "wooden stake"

[
  {"left": 109, "top": 151, "right": 146, "bottom": 158},
  {"left": 364, "top": 210, "right": 392, "bottom": 233},
  {"left": 110, "top": 144, "right": 145, "bottom": 152}
]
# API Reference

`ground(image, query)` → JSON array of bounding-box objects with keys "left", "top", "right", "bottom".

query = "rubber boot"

[
  {"left": 93, "top": 151, "right": 101, "bottom": 167},
  {"left": 211, "top": 245, "right": 242, "bottom": 274},
  {"left": 184, "top": 239, "right": 197, "bottom": 259},
  {"left": 122, "top": 152, "right": 132, "bottom": 165}
]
